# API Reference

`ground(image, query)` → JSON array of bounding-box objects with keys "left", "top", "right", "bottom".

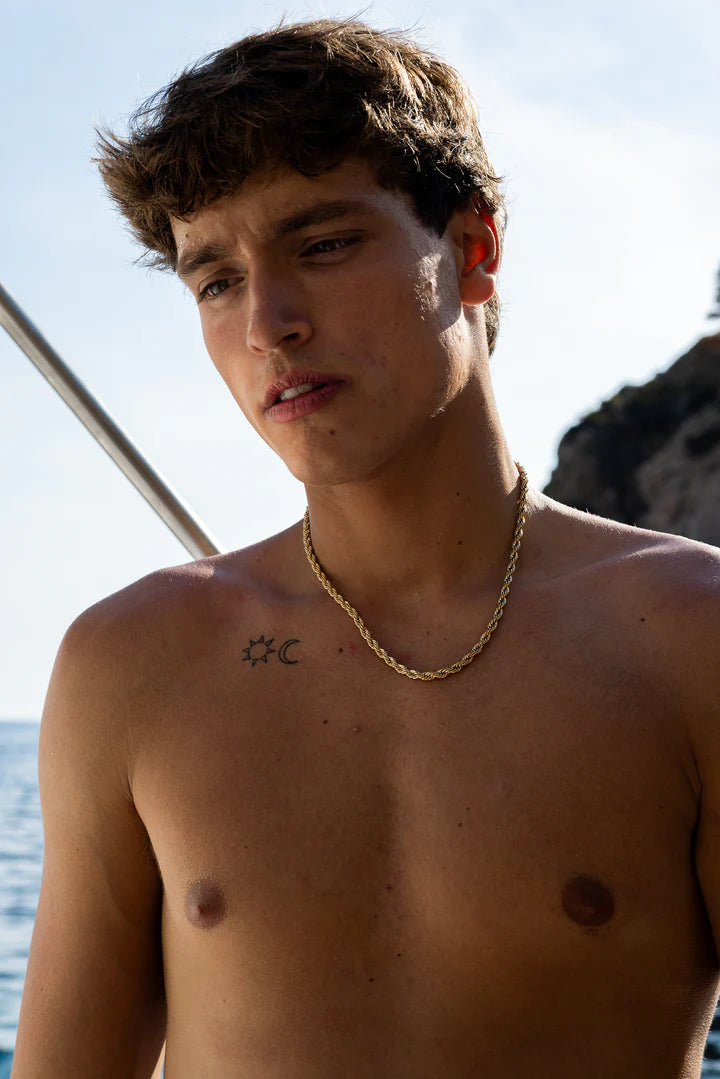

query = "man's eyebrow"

[
  {"left": 271, "top": 199, "right": 370, "bottom": 238},
  {"left": 176, "top": 242, "right": 235, "bottom": 282},
  {"left": 175, "top": 199, "right": 370, "bottom": 281}
]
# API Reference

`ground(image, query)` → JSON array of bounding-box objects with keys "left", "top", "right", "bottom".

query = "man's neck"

[{"left": 302, "top": 391, "right": 521, "bottom": 612}]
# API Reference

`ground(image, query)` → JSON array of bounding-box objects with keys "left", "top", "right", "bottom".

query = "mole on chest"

[
  {"left": 561, "top": 874, "right": 615, "bottom": 928},
  {"left": 184, "top": 879, "right": 227, "bottom": 929}
]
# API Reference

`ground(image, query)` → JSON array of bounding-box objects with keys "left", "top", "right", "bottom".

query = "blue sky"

[{"left": 2, "top": 0, "right": 718, "bottom": 717}]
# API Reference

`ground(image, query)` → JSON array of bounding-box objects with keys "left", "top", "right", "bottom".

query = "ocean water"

[{"left": 1, "top": 718, "right": 720, "bottom": 1077}]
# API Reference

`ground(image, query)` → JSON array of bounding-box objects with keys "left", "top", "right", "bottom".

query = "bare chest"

[{"left": 132, "top": 606, "right": 702, "bottom": 979}]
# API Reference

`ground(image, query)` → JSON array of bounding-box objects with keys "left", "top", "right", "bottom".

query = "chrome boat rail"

[{"left": 1, "top": 281, "right": 222, "bottom": 559}]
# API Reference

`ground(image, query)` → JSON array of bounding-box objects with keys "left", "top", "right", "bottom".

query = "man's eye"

[
  {"left": 304, "top": 237, "right": 359, "bottom": 256},
  {"left": 198, "top": 278, "right": 237, "bottom": 302}
]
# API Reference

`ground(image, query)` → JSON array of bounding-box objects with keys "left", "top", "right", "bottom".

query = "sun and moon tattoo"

[{"left": 242, "top": 634, "right": 301, "bottom": 667}]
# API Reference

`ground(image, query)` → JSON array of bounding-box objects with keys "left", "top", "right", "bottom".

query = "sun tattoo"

[{"left": 242, "top": 635, "right": 276, "bottom": 666}]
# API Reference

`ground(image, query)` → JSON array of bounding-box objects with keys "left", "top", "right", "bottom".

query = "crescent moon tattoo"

[{"left": 278, "top": 638, "right": 301, "bottom": 665}]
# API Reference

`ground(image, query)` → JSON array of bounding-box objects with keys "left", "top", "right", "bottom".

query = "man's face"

[{"left": 172, "top": 159, "right": 481, "bottom": 488}]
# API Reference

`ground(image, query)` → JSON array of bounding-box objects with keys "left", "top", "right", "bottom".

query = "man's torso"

[{"left": 116, "top": 503, "right": 719, "bottom": 1077}]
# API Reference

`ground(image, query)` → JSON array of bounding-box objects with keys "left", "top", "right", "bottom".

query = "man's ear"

[{"left": 456, "top": 198, "right": 500, "bottom": 307}]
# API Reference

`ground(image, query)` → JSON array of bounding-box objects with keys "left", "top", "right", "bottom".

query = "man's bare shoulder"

[
  {"left": 533, "top": 494, "right": 718, "bottom": 713},
  {"left": 534, "top": 492, "right": 720, "bottom": 596},
  {"left": 45, "top": 524, "right": 306, "bottom": 791},
  {"left": 65, "top": 522, "right": 303, "bottom": 666}
]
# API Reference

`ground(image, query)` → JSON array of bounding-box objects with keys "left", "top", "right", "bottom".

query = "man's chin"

[{"left": 281, "top": 454, "right": 377, "bottom": 490}]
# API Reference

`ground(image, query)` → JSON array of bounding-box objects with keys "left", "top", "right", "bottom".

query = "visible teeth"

[{"left": 278, "top": 382, "right": 320, "bottom": 402}]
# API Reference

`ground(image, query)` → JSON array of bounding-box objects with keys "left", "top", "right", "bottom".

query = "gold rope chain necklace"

[{"left": 302, "top": 463, "right": 528, "bottom": 681}]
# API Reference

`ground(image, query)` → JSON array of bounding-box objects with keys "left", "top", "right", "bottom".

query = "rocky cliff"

[{"left": 544, "top": 332, "right": 720, "bottom": 546}]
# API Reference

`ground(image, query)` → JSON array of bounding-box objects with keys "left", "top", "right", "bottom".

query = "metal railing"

[{"left": 1, "top": 281, "right": 223, "bottom": 559}]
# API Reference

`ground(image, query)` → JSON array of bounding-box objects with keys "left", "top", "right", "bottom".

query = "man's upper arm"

[
  {"left": 675, "top": 544, "right": 720, "bottom": 959},
  {"left": 12, "top": 604, "right": 166, "bottom": 1079}
]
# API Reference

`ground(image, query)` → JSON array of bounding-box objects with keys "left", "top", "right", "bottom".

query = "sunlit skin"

[
  {"left": 11, "top": 159, "right": 720, "bottom": 1079},
  {"left": 175, "top": 163, "right": 500, "bottom": 485},
  {"left": 172, "top": 160, "right": 519, "bottom": 606}
]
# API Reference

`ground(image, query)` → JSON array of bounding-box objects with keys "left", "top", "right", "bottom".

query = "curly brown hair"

[{"left": 96, "top": 18, "right": 507, "bottom": 353}]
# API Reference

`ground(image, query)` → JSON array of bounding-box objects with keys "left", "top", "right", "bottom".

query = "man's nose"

[{"left": 245, "top": 276, "right": 312, "bottom": 354}]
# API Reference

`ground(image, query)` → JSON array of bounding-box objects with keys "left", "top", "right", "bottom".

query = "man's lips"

[
  {"left": 263, "top": 372, "right": 346, "bottom": 410},
  {"left": 264, "top": 376, "right": 346, "bottom": 423}
]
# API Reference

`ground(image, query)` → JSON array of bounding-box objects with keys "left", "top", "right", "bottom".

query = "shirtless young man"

[{"left": 12, "top": 18, "right": 720, "bottom": 1079}]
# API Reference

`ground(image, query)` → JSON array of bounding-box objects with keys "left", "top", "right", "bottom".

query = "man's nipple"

[
  {"left": 184, "top": 878, "right": 227, "bottom": 929},
  {"left": 561, "top": 874, "right": 615, "bottom": 928}
]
